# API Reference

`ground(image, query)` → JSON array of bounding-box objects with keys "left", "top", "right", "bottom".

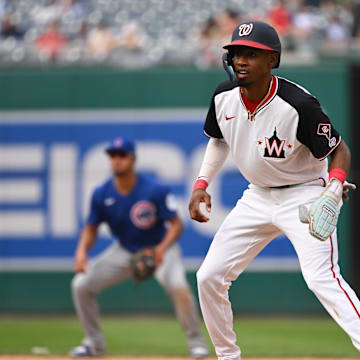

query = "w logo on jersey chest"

[
  {"left": 264, "top": 128, "right": 285, "bottom": 158},
  {"left": 258, "top": 128, "right": 292, "bottom": 159}
]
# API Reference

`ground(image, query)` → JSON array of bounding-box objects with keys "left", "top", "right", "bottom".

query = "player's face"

[
  {"left": 108, "top": 151, "right": 135, "bottom": 176},
  {"left": 230, "top": 46, "right": 277, "bottom": 88}
]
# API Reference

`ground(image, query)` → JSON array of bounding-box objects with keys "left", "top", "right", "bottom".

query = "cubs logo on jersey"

[
  {"left": 130, "top": 201, "right": 157, "bottom": 229},
  {"left": 257, "top": 128, "right": 293, "bottom": 159}
]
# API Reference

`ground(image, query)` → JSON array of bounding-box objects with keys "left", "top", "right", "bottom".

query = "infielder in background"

[
  {"left": 189, "top": 21, "right": 359, "bottom": 360},
  {"left": 70, "top": 137, "right": 209, "bottom": 358}
]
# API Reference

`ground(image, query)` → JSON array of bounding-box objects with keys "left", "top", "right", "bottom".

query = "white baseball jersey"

[{"left": 204, "top": 76, "right": 341, "bottom": 187}]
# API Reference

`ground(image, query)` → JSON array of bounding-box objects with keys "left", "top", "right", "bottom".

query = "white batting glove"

[{"left": 299, "top": 178, "right": 343, "bottom": 241}]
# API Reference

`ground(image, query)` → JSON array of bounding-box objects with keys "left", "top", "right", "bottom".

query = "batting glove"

[{"left": 299, "top": 178, "right": 343, "bottom": 241}]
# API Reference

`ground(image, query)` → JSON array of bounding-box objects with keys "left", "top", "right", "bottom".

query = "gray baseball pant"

[{"left": 71, "top": 242, "right": 206, "bottom": 353}]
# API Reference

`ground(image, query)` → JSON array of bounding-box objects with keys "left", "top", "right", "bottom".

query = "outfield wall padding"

[{"left": 0, "top": 64, "right": 355, "bottom": 312}]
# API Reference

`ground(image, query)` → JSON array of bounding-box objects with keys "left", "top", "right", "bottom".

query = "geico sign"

[{"left": 0, "top": 142, "right": 244, "bottom": 238}]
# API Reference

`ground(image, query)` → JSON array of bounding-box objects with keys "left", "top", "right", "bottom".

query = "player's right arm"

[
  {"left": 189, "top": 137, "right": 229, "bottom": 222},
  {"left": 74, "top": 224, "right": 99, "bottom": 272},
  {"left": 74, "top": 186, "right": 104, "bottom": 272},
  {"left": 189, "top": 83, "right": 230, "bottom": 222}
]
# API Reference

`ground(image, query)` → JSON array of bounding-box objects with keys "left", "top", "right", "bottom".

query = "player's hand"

[
  {"left": 153, "top": 245, "right": 164, "bottom": 267},
  {"left": 74, "top": 250, "right": 89, "bottom": 273},
  {"left": 342, "top": 181, "right": 356, "bottom": 201},
  {"left": 299, "top": 178, "right": 342, "bottom": 241},
  {"left": 188, "top": 188, "right": 211, "bottom": 223}
]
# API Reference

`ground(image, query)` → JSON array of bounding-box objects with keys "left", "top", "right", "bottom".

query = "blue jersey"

[{"left": 87, "top": 174, "right": 177, "bottom": 252}]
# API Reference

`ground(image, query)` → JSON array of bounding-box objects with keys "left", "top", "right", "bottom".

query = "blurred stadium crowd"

[{"left": 0, "top": 0, "right": 360, "bottom": 68}]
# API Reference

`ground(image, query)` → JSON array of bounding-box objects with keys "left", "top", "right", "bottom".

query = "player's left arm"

[
  {"left": 154, "top": 215, "right": 183, "bottom": 266},
  {"left": 329, "top": 139, "right": 350, "bottom": 175},
  {"left": 297, "top": 96, "right": 356, "bottom": 240},
  {"left": 329, "top": 139, "right": 356, "bottom": 200},
  {"left": 297, "top": 95, "right": 356, "bottom": 199}
]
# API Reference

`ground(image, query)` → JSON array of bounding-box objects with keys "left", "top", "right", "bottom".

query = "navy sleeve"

[
  {"left": 87, "top": 188, "right": 105, "bottom": 226},
  {"left": 204, "top": 94, "right": 224, "bottom": 139},
  {"left": 296, "top": 96, "right": 341, "bottom": 160},
  {"left": 154, "top": 185, "right": 177, "bottom": 221}
]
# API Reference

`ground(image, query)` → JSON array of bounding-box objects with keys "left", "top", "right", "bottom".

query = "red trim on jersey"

[
  {"left": 240, "top": 75, "right": 278, "bottom": 114},
  {"left": 330, "top": 236, "right": 360, "bottom": 318},
  {"left": 330, "top": 236, "right": 335, "bottom": 278},
  {"left": 223, "top": 40, "right": 275, "bottom": 51}
]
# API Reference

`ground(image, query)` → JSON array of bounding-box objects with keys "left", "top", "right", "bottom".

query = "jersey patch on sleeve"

[
  {"left": 165, "top": 193, "right": 178, "bottom": 211},
  {"left": 317, "top": 123, "right": 337, "bottom": 148},
  {"left": 317, "top": 123, "right": 331, "bottom": 139}
]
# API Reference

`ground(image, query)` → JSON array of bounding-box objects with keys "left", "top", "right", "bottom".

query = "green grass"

[{"left": 0, "top": 315, "right": 359, "bottom": 357}]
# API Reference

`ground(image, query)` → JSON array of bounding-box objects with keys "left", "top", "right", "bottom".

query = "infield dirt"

[{"left": 0, "top": 357, "right": 358, "bottom": 360}]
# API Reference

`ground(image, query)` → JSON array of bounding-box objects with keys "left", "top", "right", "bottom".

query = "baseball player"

[
  {"left": 70, "top": 138, "right": 209, "bottom": 358},
  {"left": 189, "top": 21, "right": 359, "bottom": 360}
]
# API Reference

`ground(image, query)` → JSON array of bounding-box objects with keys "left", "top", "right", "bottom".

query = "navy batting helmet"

[{"left": 222, "top": 21, "right": 281, "bottom": 80}]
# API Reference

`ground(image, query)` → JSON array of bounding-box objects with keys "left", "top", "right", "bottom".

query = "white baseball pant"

[{"left": 197, "top": 179, "right": 360, "bottom": 360}]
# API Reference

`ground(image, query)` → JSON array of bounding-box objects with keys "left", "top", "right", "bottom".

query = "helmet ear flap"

[{"left": 222, "top": 52, "right": 235, "bottom": 81}]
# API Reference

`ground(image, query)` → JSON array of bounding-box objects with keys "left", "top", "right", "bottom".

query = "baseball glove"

[{"left": 130, "top": 248, "right": 156, "bottom": 282}]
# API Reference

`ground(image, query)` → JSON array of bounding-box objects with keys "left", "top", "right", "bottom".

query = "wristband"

[
  {"left": 193, "top": 179, "right": 208, "bottom": 191},
  {"left": 329, "top": 168, "right": 347, "bottom": 184}
]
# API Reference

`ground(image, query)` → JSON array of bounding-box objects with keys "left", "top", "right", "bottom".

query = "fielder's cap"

[
  {"left": 223, "top": 21, "right": 281, "bottom": 67},
  {"left": 105, "top": 137, "right": 135, "bottom": 154}
]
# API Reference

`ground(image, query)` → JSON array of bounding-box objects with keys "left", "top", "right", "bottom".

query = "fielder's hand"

[
  {"left": 153, "top": 245, "right": 165, "bottom": 267},
  {"left": 130, "top": 248, "right": 156, "bottom": 282},
  {"left": 74, "top": 250, "right": 89, "bottom": 273},
  {"left": 299, "top": 178, "right": 343, "bottom": 241},
  {"left": 189, "top": 189, "right": 211, "bottom": 223}
]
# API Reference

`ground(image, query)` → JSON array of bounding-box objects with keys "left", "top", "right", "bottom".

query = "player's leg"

[
  {"left": 277, "top": 183, "right": 360, "bottom": 351},
  {"left": 70, "top": 241, "right": 133, "bottom": 356},
  {"left": 155, "top": 243, "right": 209, "bottom": 358},
  {"left": 196, "top": 187, "right": 281, "bottom": 360}
]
